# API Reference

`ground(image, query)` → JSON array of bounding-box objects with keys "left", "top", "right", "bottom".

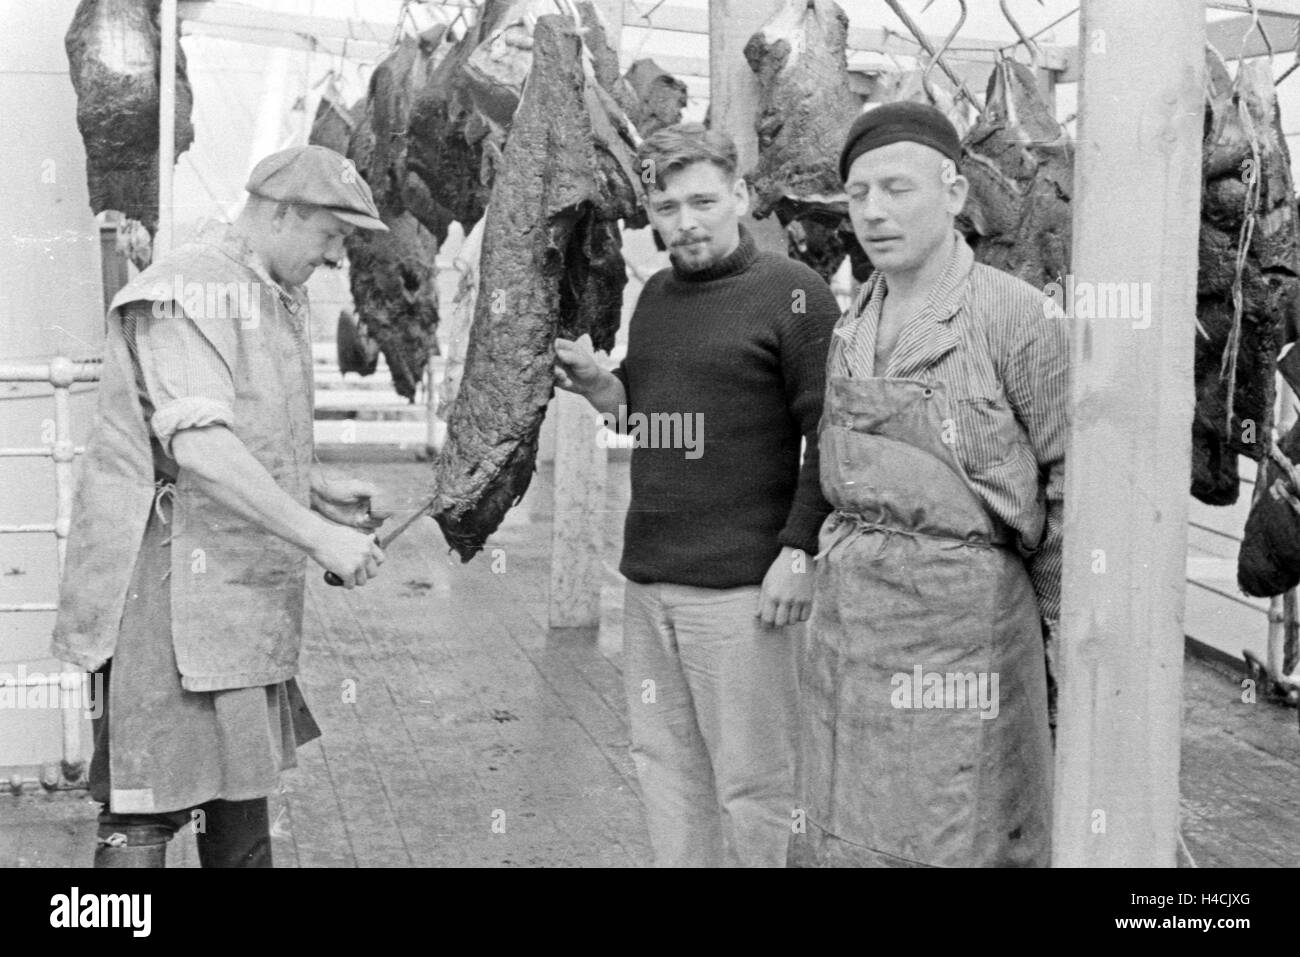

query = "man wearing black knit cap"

[
  {"left": 555, "top": 123, "right": 839, "bottom": 867},
  {"left": 792, "top": 102, "right": 1067, "bottom": 868}
]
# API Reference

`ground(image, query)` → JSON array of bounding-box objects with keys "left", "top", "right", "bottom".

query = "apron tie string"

[
  {"left": 818, "top": 507, "right": 1000, "bottom": 560},
  {"left": 152, "top": 478, "right": 176, "bottom": 525},
  {"left": 152, "top": 480, "right": 176, "bottom": 581}
]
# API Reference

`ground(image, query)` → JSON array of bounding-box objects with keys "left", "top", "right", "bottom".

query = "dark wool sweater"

[{"left": 612, "top": 226, "right": 839, "bottom": 589}]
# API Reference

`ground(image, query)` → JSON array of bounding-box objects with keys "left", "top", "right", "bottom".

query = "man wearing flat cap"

[
  {"left": 54, "top": 145, "right": 392, "bottom": 867},
  {"left": 792, "top": 102, "right": 1066, "bottom": 867}
]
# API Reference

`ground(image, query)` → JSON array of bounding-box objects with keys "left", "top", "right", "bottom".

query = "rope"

[
  {"left": 152, "top": 479, "right": 176, "bottom": 526},
  {"left": 1267, "top": 441, "right": 1300, "bottom": 518},
  {"left": 1220, "top": 68, "right": 1264, "bottom": 435}
]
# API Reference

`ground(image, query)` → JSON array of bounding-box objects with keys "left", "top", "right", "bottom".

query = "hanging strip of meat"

[
  {"left": 310, "top": 34, "right": 453, "bottom": 402},
  {"left": 957, "top": 57, "right": 1073, "bottom": 293},
  {"left": 432, "top": 13, "right": 642, "bottom": 561},
  {"left": 623, "top": 59, "right": 688, "bottom": 137},
  {"left": 406, "top": 0, "right": 517, "bottom": 229},
  {"left": 744, "top": 0, "right": 861, "bottom": 283},
  {"left": 1193, "top": 48, "right": 1300, "bottom": 505},
  {"left": 65, "top": 0, "right": 195, "bottom": 239}
]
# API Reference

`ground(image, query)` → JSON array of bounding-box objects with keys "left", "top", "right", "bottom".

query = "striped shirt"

[{"left": 831, "top": 232, "right": 1068, "bottom": 624}]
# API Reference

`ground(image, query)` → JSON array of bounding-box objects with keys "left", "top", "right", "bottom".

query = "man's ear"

[
  {"left": 946, "top": 174, "right": 969, "bottom": 218},
  {"left": 732, "top": 176, "right": 751, "bottom": 218}
]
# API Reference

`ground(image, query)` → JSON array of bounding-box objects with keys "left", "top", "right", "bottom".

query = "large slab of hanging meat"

[
  {"left": 432, "top": 14, "right": 643, "bottom": 561},
  {"left": 1238, "top": 351, "right": 1300, "bottom": 597},
  {"left": 1193, "top": 48, "right": 1300, "bottom": 505},
  {"left": 65, "top": 0, "right": 194, "bottom": 236},
  {"left": 744, "top": 0, "right": 862, "bottom": 283},
  {"left": 405, "top": 0, "right": 517, "bottom": 228},
  {"left": 623, "top": 59, "right": 688, "bottom": 137},
  {"left": 309, "top": 31, "right": 454, "bottom": 401},
  {"left": 957, "top": 57, "right": 1072, "bottom": 292}
]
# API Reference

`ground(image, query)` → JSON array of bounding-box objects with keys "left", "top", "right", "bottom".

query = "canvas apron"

[{"left": 793, "top": 374, "right": 1052, "bottom": 867}]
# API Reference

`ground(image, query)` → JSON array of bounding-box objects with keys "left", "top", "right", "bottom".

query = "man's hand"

[
  {"left": 310, "top": 476, "right": 391, "bottom": 532},
  {"left": 756, "top": 546, "right": 814, "bottom": 627},
  {"left": 554, "top": 336, "right": 604, "bottom": 396},
  {"left": 309, "top": 520, "right": 385, "bottom": 589},
  {"left": 553, "top": 336, "right": 629, "bottom": 419}
]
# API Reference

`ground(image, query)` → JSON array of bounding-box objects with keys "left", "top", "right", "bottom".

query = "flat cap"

[
  {"left": 245, "top": 145, "right": 388, "bottom": 231},
  {"left": 839, "top": 101, "right": 963, "bottom": 182}
]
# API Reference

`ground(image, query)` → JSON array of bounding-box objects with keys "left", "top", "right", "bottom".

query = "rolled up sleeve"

[{"left": 125, "top": 303, "right": 237, "bottom": 456}]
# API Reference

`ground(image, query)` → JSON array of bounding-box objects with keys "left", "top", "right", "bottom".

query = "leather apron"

[{"left": 792, "top": 374, "right": 1052, "bottom": 867}]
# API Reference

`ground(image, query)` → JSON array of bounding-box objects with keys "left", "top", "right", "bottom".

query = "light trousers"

[{"left": 622, "top": 581, "right": 800, "bottom": 867}]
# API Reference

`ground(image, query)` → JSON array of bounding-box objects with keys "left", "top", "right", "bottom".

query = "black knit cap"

[{"left": 839, "top": 101, "right": 963, "bottom": 182}]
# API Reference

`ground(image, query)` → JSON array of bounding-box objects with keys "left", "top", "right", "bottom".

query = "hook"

[
  {"left": 1241, "top": 0, "right": 1274, "bottom": 65},
  {"left": 448, "top": 5, "right": 468, "bottom": 40},
  {"left": 999, "top": 0, "right": 1044, "bottom": 72},
  {"left": 919, "top": 0, "right": 967, "bottom": 108},
  {"left": 884, "top": 0, "right": 983, "bottom": 116},
  {"left": 554, "top": 0, "right": 584, "bottom": 28}
]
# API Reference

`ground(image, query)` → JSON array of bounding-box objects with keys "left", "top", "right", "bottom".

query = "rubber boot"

[
  {"left": 93, "top": 828, "right": 170, "bottom": 868},
  {"left": 196, "top": 798, "right": 273, "bottom": 868}
]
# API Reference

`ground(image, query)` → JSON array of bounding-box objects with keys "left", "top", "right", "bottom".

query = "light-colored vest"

[{"left": 52, "top": 231, "right": 315, "bottom": 691}]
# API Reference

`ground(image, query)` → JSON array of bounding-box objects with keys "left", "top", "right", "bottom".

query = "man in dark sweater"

[{"left": 554, "top": 123, "right": 839, "bottom": 866}]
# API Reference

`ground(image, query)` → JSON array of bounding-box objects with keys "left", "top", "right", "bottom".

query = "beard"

[{"left": 668, "top": 235, "right": 717, "bottom": 273}]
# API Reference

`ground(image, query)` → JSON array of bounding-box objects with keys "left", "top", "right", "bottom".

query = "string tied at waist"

[
  {"left": 152, "top": 477, "right": 176, "bottom": 526},
  {"left": 151, "top": 478, "right": 177, "bottom": 582},
  {"left": 815, "top": 508, "right": 1006, "bottom": 563}
]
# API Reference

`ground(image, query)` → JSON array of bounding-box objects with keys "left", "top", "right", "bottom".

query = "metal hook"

[
  {"left": 389, "top": 0, "right": 414, "bottom": 49},
  {"left": 1241, "top": 0, "right": 1274, "bottom": 65},
  {"left": 884, "top": 0, "right": 983, "bottom": 116},
  {"left": 999, "top": 0, "right": 1043, "bottom": 72},
  {"left": 919, "top": 0, "right": 968, "bottom": 107},
  {"left": 448, "top": 5, "right": 469, "bottom": 40}
]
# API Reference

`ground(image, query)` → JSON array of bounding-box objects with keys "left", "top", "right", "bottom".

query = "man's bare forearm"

[{"left": 171, "top": 425, "right": 328, "bottom": 553}]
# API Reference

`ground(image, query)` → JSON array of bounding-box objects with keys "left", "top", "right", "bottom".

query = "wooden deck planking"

[
  {"left": 297, "top": 595, "right": 417, "bottom": 866},
  {"left": 5, "top": 456, "right": 1300, "bottom": 868},
  {"left": 455, "top": 508, "right": 650, "bottom": 863},
  {"left": 425, "top": 556, "right": 637, "bottom": 866},
  {"left": 344, "top": 579, "right": 579, "bottom": 867},
  {"left": 484, "top": 594, "right": 649, "bottom": 864},
  {"left": 1179, "top": 653, "right": 1300, "bottom": 867},
  {"left": 294, "top": 495, "right": 646, "bottom": 866}
]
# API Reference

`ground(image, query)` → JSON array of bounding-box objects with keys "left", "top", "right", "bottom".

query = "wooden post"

[
  {"left": 158, "top": 0, "right": 177, "bottom": 255},
  {"left": 1052, "top": 0, "right": 1205, "bottom": 867},
  {"left": 708, "top": 0, "right": 787, "bottom": 255},
  {"left": 1269, "top": 372, "right": 1300, "bottom": 691},
  {"left": 547, "top": 0, "right": 622, "bottom": 629},
  {"left": 548, "top": 389, "right": 608, "bottom": 628}
]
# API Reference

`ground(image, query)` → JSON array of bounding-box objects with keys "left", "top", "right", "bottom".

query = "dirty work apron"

[
  {"left": 792, "top": 375, "right": 1052, "bottom": 867},
  {"left": 88, "top": 481, "right": 322, "bottom": 815}
]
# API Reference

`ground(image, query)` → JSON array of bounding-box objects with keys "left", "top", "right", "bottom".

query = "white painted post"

[
  {"left": 547, "top": 0, "right": 623, "bottom": 628},
  {"left": 1052, "top": 0, "right": 1205, "bottom": 867},
  {"left": 158, "top": 0, "right": 177, "bottom": 255},
  {"left": 549, "top": 389, "right": 607, "bottom": 627},
  {"left": 708, "top": 0, "right": 787, "bottom": 255}
]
